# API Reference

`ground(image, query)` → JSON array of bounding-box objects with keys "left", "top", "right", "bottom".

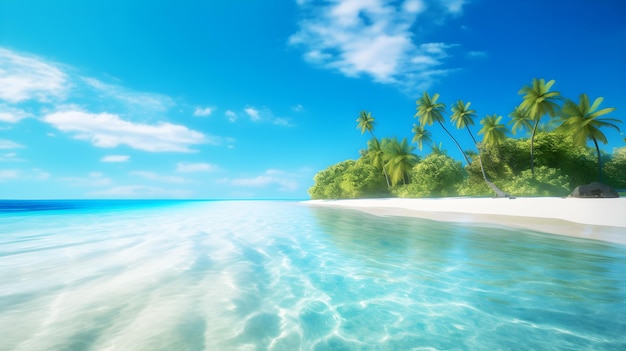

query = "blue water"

[{"left": 1, "top": 200, "right": 625, "bottom": 350}]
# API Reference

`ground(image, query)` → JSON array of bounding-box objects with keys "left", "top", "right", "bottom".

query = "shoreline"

[{"left": 305, "top": 197, "right": 626, "bottom": 245}]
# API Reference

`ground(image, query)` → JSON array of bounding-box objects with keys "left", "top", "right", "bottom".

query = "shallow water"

[{"left": 1, "top": 200, "right": 625, "bottom": 350}]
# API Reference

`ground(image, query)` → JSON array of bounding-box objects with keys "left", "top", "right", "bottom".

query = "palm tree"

[
  {"left": 430, "top": 142, "right": 447, "bottom": 156},
  {"left": 518, "top": 78, "right": 561, "bottom": 177},
  {"left": 383, "top": 137, "right": 418, "bottom": 186},
  {"left": 367, "top": 137, "right": 391, "bottom": 187},
  {"left": 411, "top": 124, "right": 433, "bottom": 152},
  {"left": 356, "top": 110, "right": 376, "bottom": 136},
  {"left": 478, "top": 114, "right": 510, "bottom": 197},
  {"left": 558, "top": 94, "right": 621, "bottom": 182},
  {"left": 479, "top": 114, "right": 508, "bottom": 145},
  {"left": 415, "top": 92, "right": 471, "bottom": 164},
  {"left": 508, "top": 106, "right": 533, "bottom": 136},
  {"left": 450, "top": 100, "right": 507, "bottom": 197},
  {"left": 357, "top": 110, "right": 390, "bottom": 186}
]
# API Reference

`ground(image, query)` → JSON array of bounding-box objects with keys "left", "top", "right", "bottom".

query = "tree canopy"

[{"left": 309, "top": 78, "right": 622, "bottom": 199}]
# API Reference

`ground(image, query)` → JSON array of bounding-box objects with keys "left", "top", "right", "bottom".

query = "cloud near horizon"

[
  {"left": 229, "top": 169, "right": 299, "bottom": 192},
  {"left": 290, "top": 0, "right": 468, "bottom": 93}
]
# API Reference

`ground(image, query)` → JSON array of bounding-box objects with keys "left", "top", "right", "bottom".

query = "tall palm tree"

[
  {"left": 558, "top": 94, "right": 621, "bottom": 182},
  {"left": 451, "top": 100, "right": 507, "bottom": 197},
  {"left": 415, "top": 92, "right": 471, "bottom": 164},
  {"left": 357, "top": 110, "right": 390, "bottom": 186},
  {"left": 518, "top": 78, "right": 561, "bottom": 177},
  {"left": 383, "top": 137, "right": 418, "bottom": 186},
  {"left": 508, "top": 106, "right": 533, "bottom": 136},
  {"left": 478, "top": 114, "right": 510, "bottom": 197},
  {"left": 451, "top": 100, "right": 478, "bottom": 138},
  {"left": 356, "top": 110, "right": 376, "bottom": 136},
  {"left": 367, "top": 137, "right": 391, "bottom": 187},
  {"left": 411, "top": 124, "right": 433, "bottom": 152}
]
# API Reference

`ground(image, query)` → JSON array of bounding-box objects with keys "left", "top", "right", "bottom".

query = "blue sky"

[{"left": 1, "top": 0, "right": 625, "bottom": 199}]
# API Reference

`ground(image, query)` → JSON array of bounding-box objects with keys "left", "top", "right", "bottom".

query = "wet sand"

[{"left": 305, "top": 197, "right": 626, "bottom": 245}]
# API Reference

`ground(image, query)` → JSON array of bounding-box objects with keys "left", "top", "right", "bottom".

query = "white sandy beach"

[{"left": 306, "top": 197, "right": 626, "bottom": 245}]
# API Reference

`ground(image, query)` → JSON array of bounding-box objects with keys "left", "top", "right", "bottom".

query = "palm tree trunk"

[
  {"left": 383, "top": 166, "right": 391, "bottom": 187},
  {"left": 438, "top": 121, "right": 471, "bottom": 164},
  {"left": 371, "top": 131, "right": 391, "bottom": 187},
  {"left": 529, "top": 118, "right": 541, "bottom": 178},
  {"left": 592, "top": 137, "right": 603, "bottom": 183},
  {"left": 468, "top": 127, "right": 508, "bottom": 198}
]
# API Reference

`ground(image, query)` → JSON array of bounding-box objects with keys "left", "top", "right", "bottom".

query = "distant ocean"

[{"left": 1, "top": 200, "right": 625, "bottom": 350}]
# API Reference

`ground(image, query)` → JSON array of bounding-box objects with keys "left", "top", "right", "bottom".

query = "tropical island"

[
  {"left": 309, "top": 78, "right": 624, "bottom": 200},
  {"left": 306, "top": 78, "right": 626, "bottom": 243}
]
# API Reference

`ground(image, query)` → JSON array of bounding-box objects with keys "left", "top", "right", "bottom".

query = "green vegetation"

[{"left": 309, "top": 78, "right": 623, "bottom": 199}]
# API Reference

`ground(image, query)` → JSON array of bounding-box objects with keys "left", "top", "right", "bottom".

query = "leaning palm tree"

[
  {"left": 450, "top": 100, "right": 506, "bottom": 196},
  {"left": 518, "top": 78, "right": 561, "bottom": 177},
  {"left": 508, "top": 106, "right": 533, "bottom": 136},
  {"left": 411, "top": 123, "right": 433, "bottom": 152},
  {"left": 383, "top": 137, "right": 418, "bottom": 186},
  {"left": 478, "top": 114, "right": 510, "bottom": 197},
  {"left": 415, "top": 92, "right": 471, "bottom": 164},
  {"left": 356, "top": 110, "right": 376, "bottom": 136},
  {"left": 558, "top": 94, "right": 621, "bottom": 182},
  {"left": 367, "top": 137, "right": 391, "bottom": 187}
]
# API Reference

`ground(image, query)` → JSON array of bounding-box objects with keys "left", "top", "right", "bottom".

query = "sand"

[{"left": 305, "top": 197, "right": 626, "bottom": 245}]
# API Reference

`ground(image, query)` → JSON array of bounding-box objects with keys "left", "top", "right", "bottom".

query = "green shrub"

[
  {"left": 392, "top": 154, "right": 464, "bottom": 197},
  {"left": 501, "top": 166, "right": 571, "bottom": 196}
]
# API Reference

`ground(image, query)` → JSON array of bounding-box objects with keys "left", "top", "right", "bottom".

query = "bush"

[
  {"left": 392, "top": 154, "right": 464, "bottom": 197},
  {"left": 308, "top": 159, "right": 389, "bottom": 199},
  {"left": 605, "top": 147, "right": 626, "bottom": 189},
  {"left": 501, "top": 166, "right": 571, "bottom": 196}
]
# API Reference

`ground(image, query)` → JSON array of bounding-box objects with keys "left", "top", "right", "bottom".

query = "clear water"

[{"left": 1, "top": 200, "right": 625, "bottom": 350}]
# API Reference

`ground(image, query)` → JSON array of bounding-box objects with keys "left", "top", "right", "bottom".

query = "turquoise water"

[{"left": 1, "top": 200, "right": 625, "bottom": 350}]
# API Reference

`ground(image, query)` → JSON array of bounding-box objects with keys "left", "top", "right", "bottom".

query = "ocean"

[{"left": 1, "top": 200, "right": 625, "bottom": 350}]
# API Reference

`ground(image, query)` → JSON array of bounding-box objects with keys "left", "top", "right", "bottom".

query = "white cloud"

[
  {"left": 0, "top": 139, "right": 24, "bottom": 149},
  {"left": 193, "top": 106, "right": 214, "bottom": 117},
  {"left": 242, "top": 106, "right": 295, "bottom": 126},
  {"left": 225, "top": 110, "right": 237, "bottom": 122},
  {"left": 60, "top": 172, "right": 112, "bottom": 187},
  {"left": 290, "top": 0, "right": 466, "bottom": 93},
  {"left": 291, "top": 104, "right": 305, "bottom": 112},
  {"left": 467, "top": 50, "right": 488, "bottom": 58},
  {"left": 42, "top": 109, "right": 207, "bottom": 152},
  {"left": 130, "top": 171, "right": 188, "bottom": 184},
  {"left": 101, "top": 155, "right": 130, "bottom": 162},
  {"left": 0, "top": 152, "right": 23, "bottom": 162},
  {"left": 33, "top": 169, "right": 50, "bottom": 180},
  {"left": 88, "top": 185, "right": 190, "bottom": 198},
  {"left": 244, "top": 107, "right": 262, "bottom": 122},
  {"left": 403, "top": 0, "right": 425, "bottom": 13},
  {"left": 273, "top": 117, "right": 293, "bottom": 127},
  {"left": 82, "top": 77, "right": 174, "bottom": 114},
  {"left": 441, "top": 0, "right": 465, "bottom": 14},
  {"left": 0, "top": 168, "right": 49, "bottom": 181},
  {"left": 176, "top": 162, "right": 219, "bottom": 173},
  {"left": 0, "top": 105, "right": 30, "bottom": 123},
  {"left": 0, "top": 169, "right": 19, "bottom": 181},
  {"left": 0, "top": 48, "right": 69, "bottom": 103},
  {"left": 230, "top": 169, "right": 299, "bottom": 192}
]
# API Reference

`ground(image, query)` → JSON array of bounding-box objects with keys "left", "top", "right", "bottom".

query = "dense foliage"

[{"left": 309, "top": 79, "right": 623, "bottom": 199}]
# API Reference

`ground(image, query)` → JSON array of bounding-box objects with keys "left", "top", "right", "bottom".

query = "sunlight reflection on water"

[{"left": 0, "top": 200, "right": 625, "bottom": 350}]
